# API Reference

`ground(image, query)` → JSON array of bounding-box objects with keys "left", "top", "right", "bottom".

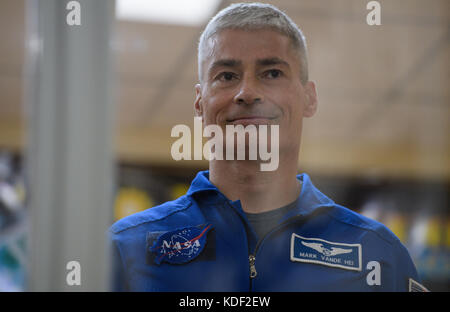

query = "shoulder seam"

[
  {"left": 324, "top": 207, "right": 396, "bottom": 246},
  {"left": 110, "top": 198, "right": 193, "bottom": 234}
]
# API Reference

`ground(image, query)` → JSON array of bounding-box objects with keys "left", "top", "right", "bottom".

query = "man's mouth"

[{"left": 226, "top": 116, "right": 277, "bottom": 125}]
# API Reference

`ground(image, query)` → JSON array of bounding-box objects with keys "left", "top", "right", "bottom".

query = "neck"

[{"left": 209, "top": 154, "right": 301, "bottom": 214}]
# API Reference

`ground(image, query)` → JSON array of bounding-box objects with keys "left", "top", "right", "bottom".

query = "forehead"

[{"left": 203, "top": 28, "right": 298, "bottom": 67}]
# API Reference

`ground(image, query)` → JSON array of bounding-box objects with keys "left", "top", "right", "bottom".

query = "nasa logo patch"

[{"left": 150, "top": 223, "right": 213, "bottom": 265}]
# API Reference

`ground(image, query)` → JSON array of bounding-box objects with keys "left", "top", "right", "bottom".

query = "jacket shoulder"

[
  {"left": 327, "top": 204, "right": 401, "bottom": 246},
  {"left": 109, "top": 195, "right": 193, "bottom": 234}
]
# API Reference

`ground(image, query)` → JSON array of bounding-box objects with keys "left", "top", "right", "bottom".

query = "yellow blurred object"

[
  {"left": 426, "top": 217, "right": 441, "bottom": 248},
  {"left": 385, "top": 213, "right": 407, "bottom": 243},
  {"left": 170, "top": 183, "right": 189, "bottom": 200},
  {"left": 114, "top": 187, "right": 153, "bottom": 221},
  {"left": 14, "top": 181, "right": 26, "bottom": 205},
  {"left": 446, "top": 219, "right": 450, "bottom": 248}
]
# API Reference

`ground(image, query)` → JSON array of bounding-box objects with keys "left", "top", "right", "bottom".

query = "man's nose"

[{"left": 233, "top": 76, "right": 262, "bottom": 105}]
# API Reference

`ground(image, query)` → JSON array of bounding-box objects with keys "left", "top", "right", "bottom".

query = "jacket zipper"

[
  {"left": 248, "top": 254, "right": 257, "bottom": 278},
  {"left": 248, "top": 215, "right": 305, "bottom": 289},
  {"left": 223, "top": 199, "right": 308, "bottom": 289}
]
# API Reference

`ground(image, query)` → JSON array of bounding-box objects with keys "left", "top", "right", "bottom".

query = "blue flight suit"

[{"left": 110, "top": 170, "right": 421, "bottom": 291}]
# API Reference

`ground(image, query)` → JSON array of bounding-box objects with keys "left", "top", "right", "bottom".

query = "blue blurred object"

[{"left": 0, "top": 151, "right": 27, "bottom": 292}]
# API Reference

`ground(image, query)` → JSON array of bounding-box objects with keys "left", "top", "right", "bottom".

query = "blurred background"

[{"left": 0, "top": 0, "right": 448, "bottom": 291}]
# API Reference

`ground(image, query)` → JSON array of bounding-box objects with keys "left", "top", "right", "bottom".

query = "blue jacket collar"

[{"left": 186, "top": 170, "right": 335, "bottom": 217}]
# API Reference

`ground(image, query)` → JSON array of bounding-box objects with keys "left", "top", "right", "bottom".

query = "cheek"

[
  {"left": 201, "top": 99, "right": 222, "bottom": 126},
  {"left": 279, "top": 90, "right": 303, "bottom": 122},
  {"left": 202, "top": 90, "right": 234, "bottom": 124}
]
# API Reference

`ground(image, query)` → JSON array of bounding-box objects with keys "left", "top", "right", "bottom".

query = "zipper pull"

[{"left": 249, "top": 254, "right": 257, "bottom": 278}]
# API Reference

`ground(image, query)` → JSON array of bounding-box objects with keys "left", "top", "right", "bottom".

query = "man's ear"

[
  {"left": 303, "top": 81, "right": 318, "bottom": 118},
  {"left": 194, "top": 83, "right": 203, "bottom": 117}
]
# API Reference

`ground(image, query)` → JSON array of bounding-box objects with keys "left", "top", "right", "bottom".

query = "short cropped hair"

[{"left": 198, "top": 2, "right": 309, "bottom": 84}]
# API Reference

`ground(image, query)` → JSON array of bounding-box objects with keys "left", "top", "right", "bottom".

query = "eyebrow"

[
  {"left": 208, "top": 59, "right": 242, "bottom": 77},
  {"left": 256, "top": 57, "right": 290, "bottom": 68},
  {"left": 208, "top": 57, "right": 290, "bottom": 77}
]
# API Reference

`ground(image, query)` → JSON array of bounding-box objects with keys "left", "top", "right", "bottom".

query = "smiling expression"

[{"left": 195, "top": 28, "right": 317, "bottom": 156}]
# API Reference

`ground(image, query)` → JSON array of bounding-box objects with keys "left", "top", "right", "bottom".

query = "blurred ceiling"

[{"left": 0, "top": 0, "right": 449, "bottom": 179}]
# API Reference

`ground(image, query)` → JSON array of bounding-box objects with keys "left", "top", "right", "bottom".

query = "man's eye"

[
  {"left": 217, "top": 72, "right": 236, "bottom": 81},
  {"left": 264, "top": 69, "right": 282, "bottom": 79}
]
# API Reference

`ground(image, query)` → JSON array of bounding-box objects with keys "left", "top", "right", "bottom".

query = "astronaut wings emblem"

[
  {"left": 290, "top": 233, "right": 362, "bottom": 271},
  {"left": 301, "top": 241, "right": 353, "bottom": 256}
]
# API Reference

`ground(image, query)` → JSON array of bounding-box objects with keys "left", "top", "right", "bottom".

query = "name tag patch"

[
  {"left": 290, "top": 233, "right": 362, "bottom": 271},
  {"left": 150, "top": 223, "right": 213, "bottom": 265}
]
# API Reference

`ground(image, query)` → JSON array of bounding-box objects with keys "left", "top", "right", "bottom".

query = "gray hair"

[{"left": 198, "top": 2, "right": 309, "bottom": 84}]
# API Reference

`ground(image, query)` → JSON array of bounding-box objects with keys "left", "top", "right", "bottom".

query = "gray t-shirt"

[{"left": 245, "top": 197, "right": 299, "bottom": 240}]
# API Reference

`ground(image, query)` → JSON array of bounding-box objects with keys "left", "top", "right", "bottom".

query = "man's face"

[{"left": 195, "top": 28, "right": 317, "bottom": 158}]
